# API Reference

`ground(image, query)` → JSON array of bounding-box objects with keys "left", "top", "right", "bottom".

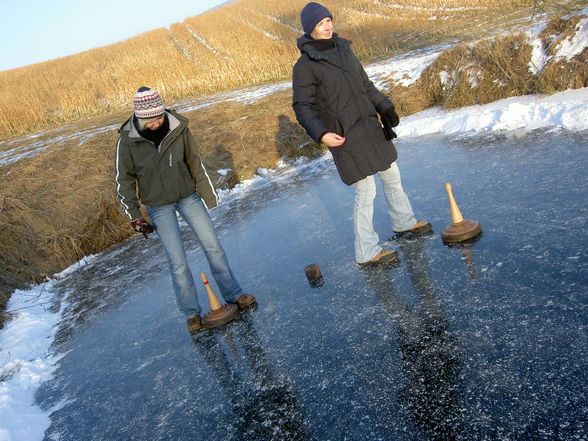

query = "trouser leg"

[
  {"left": 148, "top": 204, "right": 201, "bottom": 317},
  {"left": 378, "top": 162, "right": 416, "bottom": 232},
  {"left": 352, "top": 175, "right": 382, "bottom": 263},
  {"left": 177, "top": 193, "right": 242, "bottom": 302}
]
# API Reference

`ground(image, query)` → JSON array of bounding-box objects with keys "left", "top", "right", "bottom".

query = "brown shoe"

[
  {"left": 187, "top": 314, "right": 203, "bottom": 333},
  {"left": 394, "top": 220, "right": 432, "bottom": 234},
  {"left": 235, "top": 294, "right": 257, "bottom": 309},
  {"left": 357, "top": 249, "right": 399, "bottom": 267}
]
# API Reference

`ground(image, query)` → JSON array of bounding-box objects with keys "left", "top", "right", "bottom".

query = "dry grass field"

[
  {"left": 0, "top": 0, "right": 547, "bottom": 138},
  {"left": 0, "top": 0, "right": 586, "bottom": 324}
]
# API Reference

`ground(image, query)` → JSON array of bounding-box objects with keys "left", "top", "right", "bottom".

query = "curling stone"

[
  {"left": 305, "top": 264, "right": 324, "bottom": 287},
  {"left": 441, "top": 182, "right": 482, "bottom": 243},
  {"left": 200, "top": 272, "right": 238, "bottom": 328}
]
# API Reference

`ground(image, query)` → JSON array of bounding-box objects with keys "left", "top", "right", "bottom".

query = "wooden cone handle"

[
  {"left": 445, "top": 182, "right": 464, "bottom": 224},
  {"left": 200, "top": 272, "right": 223, "bottom": 311}
]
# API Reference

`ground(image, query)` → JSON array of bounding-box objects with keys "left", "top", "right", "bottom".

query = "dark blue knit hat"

[{"left": 300, "top": 2, "right": 333, "bottom": 35}]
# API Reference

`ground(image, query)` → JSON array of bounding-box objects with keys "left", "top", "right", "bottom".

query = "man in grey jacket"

[{"left": 115, "top": 87, "right": 256, "bottom": 333}]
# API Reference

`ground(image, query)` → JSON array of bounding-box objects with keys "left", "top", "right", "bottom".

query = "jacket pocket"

[{"left": 336, "top": 119, "right": 345, "bottom": 137}]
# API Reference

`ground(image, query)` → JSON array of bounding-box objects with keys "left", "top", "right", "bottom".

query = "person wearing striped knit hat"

[{"left": 115, "top": 87, "right": 256, "bottom": 334}]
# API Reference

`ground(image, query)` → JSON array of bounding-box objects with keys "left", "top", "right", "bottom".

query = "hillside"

[{"left": 0, "top": 0, "right": 569, "bottom": 138}]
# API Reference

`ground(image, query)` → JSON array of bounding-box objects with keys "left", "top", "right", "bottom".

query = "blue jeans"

[
  {"left": 352, "top": 163, "right": 416, "bottom": 263},
  {"left": 147, "top": 193, "right": 242, "bottom": 317}
]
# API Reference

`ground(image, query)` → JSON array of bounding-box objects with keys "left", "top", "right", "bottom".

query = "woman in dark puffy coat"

[{"left": 292, "top": 2, "right": 430, "bottom": 266}]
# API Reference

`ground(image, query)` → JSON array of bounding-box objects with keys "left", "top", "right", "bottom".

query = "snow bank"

[
  {"left": 398, "top": 88, "right": 588, "bottom": 138},
  {"left": 529, "top": 11, "right": 588, "bottom": 74},
  {"left": 0, "top": 256, "right": 97, "bottom": 441},
  {"left": 556, "top": 16, "right": 588, "bottom": 60},
  {"left": 0, "top": 284, "right": 61, "bottom": 441}
]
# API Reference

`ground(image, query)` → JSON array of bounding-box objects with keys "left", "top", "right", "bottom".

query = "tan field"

[{"left": 0, "top": 0, "right": 553, "bottom": 138}]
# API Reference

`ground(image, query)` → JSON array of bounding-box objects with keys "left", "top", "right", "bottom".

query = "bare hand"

[{"left": 321, "top": 132, "right": 346, "bottom": 148}]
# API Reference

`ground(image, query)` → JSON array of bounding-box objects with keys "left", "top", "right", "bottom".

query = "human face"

[
  {"left": 311, "top": 17, "right": 334, "bottom": 40},
  {"left": 144, "top": 115, "right": 165, "bottom": 131}
]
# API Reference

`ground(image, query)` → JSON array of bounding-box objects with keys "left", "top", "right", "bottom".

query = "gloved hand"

[
  {"left": 130, "top": 217, "right": 155, "bottom": 239},
  {"left": 379, "top": 106, "right": 400, "bottom": 140}
]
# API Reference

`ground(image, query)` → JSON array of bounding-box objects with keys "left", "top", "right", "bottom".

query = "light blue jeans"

[
  {"left": 147, "top": 193, "right": 242, "bottom": 317},
  {"left": 352, "top": 162, "right": 416, "bottom": 263}
]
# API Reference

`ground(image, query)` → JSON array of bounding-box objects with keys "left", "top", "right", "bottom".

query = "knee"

[
  {"left": 355, "top": 191, "right": 376, "bottom": 207},
  {"left": 169, "top": 260, "right": 189, "bottom": 274}
]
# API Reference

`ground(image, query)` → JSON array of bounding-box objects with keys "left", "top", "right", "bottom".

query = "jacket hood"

[{"left": 296, "top": 33, "right": 351, "bottom": 59}]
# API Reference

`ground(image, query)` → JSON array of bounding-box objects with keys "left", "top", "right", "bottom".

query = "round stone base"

[
  {"left": 441, "top": 220, "right": 482, "bottom": 243},
  {"left": 202, "top": 303, "right": 239, "bottom": 328}
]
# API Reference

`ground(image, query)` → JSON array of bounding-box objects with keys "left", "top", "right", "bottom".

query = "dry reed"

[{"left": 0, "top": 0, "right": 539, "bottom": 139}]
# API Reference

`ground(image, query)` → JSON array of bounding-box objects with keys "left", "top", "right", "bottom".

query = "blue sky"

[{"left": 1, "top": 0, "right": 229, "bottom": 71}]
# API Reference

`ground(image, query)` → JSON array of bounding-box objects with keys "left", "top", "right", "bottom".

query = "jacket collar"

[
  {"left": 296, "top": 33, "right": 351, "bottom": 61},
  {"left": 121, "top": 110, "right": 184, "bottom": 142}
]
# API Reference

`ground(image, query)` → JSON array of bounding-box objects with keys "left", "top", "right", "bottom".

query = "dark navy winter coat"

[{"left": 292, "top": 34, "right": 397, "bottom": 185}]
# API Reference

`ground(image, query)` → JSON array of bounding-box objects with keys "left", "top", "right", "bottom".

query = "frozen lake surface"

[{"left": 35, "top": 128, "right": 587, "bottom": 440}]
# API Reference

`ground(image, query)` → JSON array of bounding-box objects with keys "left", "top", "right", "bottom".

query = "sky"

[{"left": 0, "top": 0, "right": 230, "bottom": 72}]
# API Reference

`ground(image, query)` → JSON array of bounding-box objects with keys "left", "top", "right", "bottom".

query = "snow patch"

[
  {"left": 555, "top": 17, "right": 588, "bottom": 60},
  {"left": 364, "top": 48, "right": 444, "bottom": 89},
  {"left": 0, "top": 256, "right": 99, "bottom": 441}
]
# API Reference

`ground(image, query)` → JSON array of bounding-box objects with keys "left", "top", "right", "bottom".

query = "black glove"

[
  {"left": 380, "top": 106, "right": 400, "bottom": 141},
  {"left": 130, "top": 217, "right": 155, "bottom": 239}
]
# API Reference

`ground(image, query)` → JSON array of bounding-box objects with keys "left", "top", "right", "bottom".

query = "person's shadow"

[
  {"left": 204, "top": 144, "right": 239, "bottom": 190},
  {"left": 273, "top": 113, "right": 346, "bottom": 239},
  {"left": 359, "top": 237, "right": 466, "bottom": 439},
  {"left": 192, "top": 311, "right": 311, "bottom": 440},
  {"left": 275, "top": 114, "right": 323, "bottom": 161}
]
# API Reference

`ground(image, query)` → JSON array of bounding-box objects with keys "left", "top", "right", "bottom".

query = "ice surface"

[
  {"left": 3, "top": 128, "right": 584, "bottom": 440},
  {"left": 1, "top": 35, "right": 587, "bottom": 440}
]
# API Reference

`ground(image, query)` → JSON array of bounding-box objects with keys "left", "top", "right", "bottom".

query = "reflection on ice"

[
  {"left": 361, "top": 237, "right": 465, "bottom": 439},
  {"left": 192, "top": 311, "right": 310, "bottom": 440}
]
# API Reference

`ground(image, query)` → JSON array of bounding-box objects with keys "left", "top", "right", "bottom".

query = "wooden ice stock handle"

[
  {"left": 445, "top": 182, "right": 464, "bottom": 224},
  {"left": 200, "top": 272, "right": 223, "bottom": 311}
]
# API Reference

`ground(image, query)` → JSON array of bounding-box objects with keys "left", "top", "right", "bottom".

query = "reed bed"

[{"left": 0, "top": 0, "right": 536, "bottom": 139}]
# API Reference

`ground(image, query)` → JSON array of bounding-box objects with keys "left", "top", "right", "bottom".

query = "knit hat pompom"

[
  {"left": 300, "top": 2, "right": 333, "bottom": 35},
  {"left": 133, "top": 87, "right": 165, "bottom": 119}
]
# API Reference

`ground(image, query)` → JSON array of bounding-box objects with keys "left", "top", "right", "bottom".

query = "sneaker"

[
  {"left": 187, "top": 314, "right": 203, "bottom": 333},
  {"left": 357, "top": 249, "right": 399, "bottom": 267},
  {"left": 235, "top": 294, "right": 257, "bottom": 309}
]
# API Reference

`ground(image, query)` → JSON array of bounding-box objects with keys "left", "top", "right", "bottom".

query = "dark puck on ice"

[{"left": 305, "top": 264, "right": 324, "bottom": 287}]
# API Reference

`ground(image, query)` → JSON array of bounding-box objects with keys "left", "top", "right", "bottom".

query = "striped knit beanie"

[{"left": 133, "top": 87, "right": 165, "bottom": 119}]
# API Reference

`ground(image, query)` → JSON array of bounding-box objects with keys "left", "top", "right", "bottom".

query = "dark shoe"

[
  {"left": 357, "top": 249, "right": 399, "bottom": 267},
  {"left": 235, "top": 294, "right": 257, "bottom": 309},
  {"left": 187, "top": 314, "right": 203, "bottom": 333}
]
